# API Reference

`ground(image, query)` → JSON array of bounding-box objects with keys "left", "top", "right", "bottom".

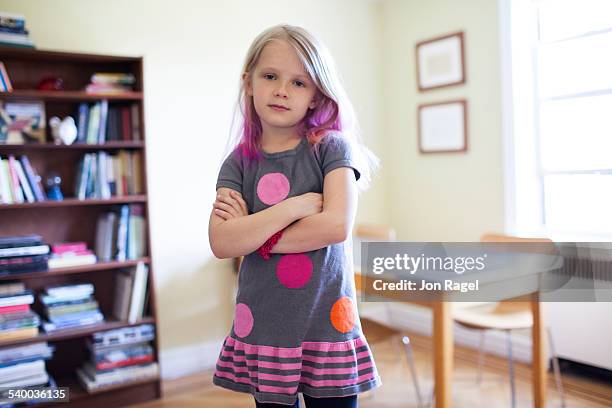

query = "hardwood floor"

[{"left": 134, "top": 319, "right": 611, "bottom": 408}]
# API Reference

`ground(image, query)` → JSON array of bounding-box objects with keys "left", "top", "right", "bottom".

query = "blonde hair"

[{"left": 225, "top": 24, "right": 379, "bottom": 191}]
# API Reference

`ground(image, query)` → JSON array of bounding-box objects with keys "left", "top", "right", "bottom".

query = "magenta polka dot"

[
  {"left": 276, "top": 254, "right": 313, "bottom": 289},
  {"left": 234, "top": 303, "right": 254, "bottom": 338},
  {"left": 257, "top": 173, "right": 290, "bottom": 205}
]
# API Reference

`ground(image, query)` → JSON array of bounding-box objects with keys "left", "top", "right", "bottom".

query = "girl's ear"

[
  {"left": 309, "top": 94, "right": 319, "bottom": 110},
  {"left": 242, "top": 72, "right": 253, "bottom": 96}
]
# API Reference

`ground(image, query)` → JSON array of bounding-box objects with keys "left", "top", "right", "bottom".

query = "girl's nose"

[{"left": 274, "top": 82, "right": 289, "bottom": 98}]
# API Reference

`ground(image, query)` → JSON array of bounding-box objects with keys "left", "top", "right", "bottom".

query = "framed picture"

[
  {"left": 417, "top": 100, "right": 468, "bottom": 154},
  {"left": 416, "top": 31, "right": 465, "bottom": 91},
  {"left": 0, "top": 100, "right": 46, "bottom": 144}
]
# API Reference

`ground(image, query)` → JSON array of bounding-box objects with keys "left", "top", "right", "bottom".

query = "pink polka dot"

[
  {"left": 276, "top": 254, "right": 313, "bottom": 289},
  {"left": 257, "top": 173, "right": 290, "bottom": 205},
  {"left": 234, "top": 303, "right": 253, "bottom": 338}
]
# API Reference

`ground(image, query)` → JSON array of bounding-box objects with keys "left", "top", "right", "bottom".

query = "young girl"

[{"left": 208, "top": 24, "right": 381, "bottom": 407}]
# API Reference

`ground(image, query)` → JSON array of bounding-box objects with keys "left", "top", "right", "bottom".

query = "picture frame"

[
  {"left": 417, "top": 100, "right": 468, "bottom": 154},
  {"left": 0, "top": 100, "right": 46, "bottom": 144},
  {"left": 416, "top": 31, "right": 465, "bottom": 91}
]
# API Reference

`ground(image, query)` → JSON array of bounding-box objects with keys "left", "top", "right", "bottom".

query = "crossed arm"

[{"left": 208, "top": 167, "right": 358, "bottom": 259}]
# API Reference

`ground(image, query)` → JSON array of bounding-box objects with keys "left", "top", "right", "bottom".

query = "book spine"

[
  {"left": 13, "top": 160, "right": 34, "bottom": 203},
  {"left": 51, "top": 242, "right": 87, "bottom": 254},
  {"left": 0, "top": 294, "right": 34, "bottom": 308},
  {"left": 0, "top": 158, "right": 12, "bottom": 204},
  {"left": 0, "top": 304, "right": 29, "bottom": 314},
  {"left": 7, "top": 155, "right": 24, "bottom": 203},
  {"left": 0, "top": 62, "right": 12, "bottom": 92},
  {"left": 98, "top": 100, "right": 108, "bottom": 144},
  {"left": 19, "top": 156, "right": 45, "bottom": 201},
  {"left": 0, "top": 245, "right": 50, "bottom": 258},
  {"left": 0, "top": 65, "right": 7, "bottom": 92},
  {"left": 76, "top": 103, "right": 89, "bottom": 143}
]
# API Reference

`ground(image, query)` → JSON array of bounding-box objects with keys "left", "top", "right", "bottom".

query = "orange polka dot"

[{"left": 330, "top": 296, "right": 356, "bottom": 333}]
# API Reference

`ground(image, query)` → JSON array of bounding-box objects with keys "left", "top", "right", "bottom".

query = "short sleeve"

[
  {"left": 318, "top": 133, "right": 361, "bottom": 181},
  {"left": 216, "top": 150, "right": 243, "bottom": 192}
]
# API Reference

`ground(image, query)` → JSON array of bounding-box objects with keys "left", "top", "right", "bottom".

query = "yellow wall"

[{"left": 380, "top": 0, "right": 505, "bottom": 241}]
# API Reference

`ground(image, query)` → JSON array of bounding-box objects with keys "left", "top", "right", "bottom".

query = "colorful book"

[{"left": 19, "top": 156, "right": 45, "bottom": 201}]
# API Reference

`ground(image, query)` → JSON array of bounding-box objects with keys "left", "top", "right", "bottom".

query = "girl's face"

[{"left": 245, "top": 39, "right": 318, "bottom": 137}]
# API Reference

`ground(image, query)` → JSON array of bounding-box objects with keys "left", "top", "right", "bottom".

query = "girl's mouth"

[{"left": 268, "top": 104, "right": 289, "bottom": 111}]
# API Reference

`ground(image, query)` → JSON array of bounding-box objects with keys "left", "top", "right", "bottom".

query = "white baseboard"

[
  {"left": 159, "top": 338, "right": 225, "bottom": 380},
  {"left": 359, "top": 302, "right": 532, "bottom": 363}
]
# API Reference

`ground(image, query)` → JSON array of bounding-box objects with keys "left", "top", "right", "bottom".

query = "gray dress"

[{"left": 212, "top": 133, "right": 381, "bottom": 405}]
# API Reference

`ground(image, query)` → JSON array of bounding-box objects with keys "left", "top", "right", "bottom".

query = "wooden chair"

[{"left": 451, "top": 233, "right": 566, "bottom": 408}]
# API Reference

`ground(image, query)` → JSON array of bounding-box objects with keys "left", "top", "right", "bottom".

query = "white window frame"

[{"left": 499, "top": 0, "right": 612, "bottom": 241}]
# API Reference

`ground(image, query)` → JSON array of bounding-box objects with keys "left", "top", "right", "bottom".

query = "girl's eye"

[
  {"left": 264, "top": 73, "right": 276, "bottom": 80},
  {"left": 294, "top": 80, "right": 305, "bottom": 87}
]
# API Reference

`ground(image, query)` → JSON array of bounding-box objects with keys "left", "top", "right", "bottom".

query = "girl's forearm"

[
  {"left": 210, "top": 200, "right": 300, "bottom": 259},
  {"left": 271, "top": 211, "right": 347, "bottom": 254}
]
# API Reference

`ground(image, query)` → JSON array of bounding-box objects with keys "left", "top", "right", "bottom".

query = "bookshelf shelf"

[
  {"left": 0, "top": 141, "right": 144, "bottom": 150},
  {"left": 0, "top": 46, "right": 160, "bottom": 406},
  {"left": 59, "top": 375, "right": 160, "bottom": 399},
  {"left": 0, "top": 195, "right": 147, "bottom": 210},
  {"left": 0, "top": 90, "right": 143, "bottom": 101},
  {"left": 0, "top": 317, "right": 155, "bottom": 349},
  {"left": 0, "top": 258, "right": 150, "bottom": 281}
]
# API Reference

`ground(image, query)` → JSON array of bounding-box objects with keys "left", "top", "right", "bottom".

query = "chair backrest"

[
  {"left": 355, "top": 224, "right": 397, "bottom": 241},
  {"left": 353, "top": 224, "right": 397, "bottom": 270},
  {"left": 480, "top": 233, "right": 551, "bottom": 244}
]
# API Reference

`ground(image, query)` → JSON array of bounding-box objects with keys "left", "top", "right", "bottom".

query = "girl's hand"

[
  {"left": 288, "top": 192, "right": 323, "bottom": 219},
  {"left": 213, "top": 190, "right": 249, "bottom": 220}
]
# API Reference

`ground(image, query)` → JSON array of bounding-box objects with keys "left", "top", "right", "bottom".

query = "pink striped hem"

[
  {"left": 215, "top": 371, "right": 298, "bottom": 394},
  {"left": 215, "top": 335, "right": 379, "bottom": 393},
  {"left": 301, "top": 350, "right": 371, "bottom": 363},
  {"left": 225, "top": 336, "right": 301, "bottom": 358},
  {"left": 301, "top": 361, "right": 373, "bottom": 375},
  {"left": 224, "top": 335, "right": 370, "bottom": 356},
  {"left": 299, "top": 372, "right": 377, "bottom": 388},
  {"left": 302, "top": 337, "right": 367, "bottom": 352}
]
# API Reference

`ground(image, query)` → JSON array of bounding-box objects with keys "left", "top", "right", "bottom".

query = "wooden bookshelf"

[
  {"left": 0, "top": 89, "right": 143, "bottom": 101},
  {"left": 0, "top": 258, "right": 150, "bottom": 281},
  {"left": 0, "top": 195, "right": 147, "bottom": 209},
  {"left": 0, "top": 45, "right": 160, "bottom": 407},
  {"left": 0, "top": 141, "right": 145, "bottom": 150}
]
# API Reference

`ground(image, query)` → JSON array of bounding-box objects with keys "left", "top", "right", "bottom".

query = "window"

[{"left": 505, "top": 0, "right": 612, "bottom": 240}]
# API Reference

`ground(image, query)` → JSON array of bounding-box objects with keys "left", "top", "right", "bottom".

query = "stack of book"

[
  {"left": 95, "top": 204, "right": 146, "bottom": 262},
  {"left": 0, "top": 343, "right": 54, "bottom": 392},
  {"left": 40, "top": 284, "right": 104, "bottom": 333},
  {"left": 48, "top": 242, "right": 97, "bottom": 270},
  {"left": 85, "top": 73, "right": 135, "bottom": 95},
  {"left": 0, "top": 282, "right": 39, "bottom": 341},
  {"left": 76, "top": 324, "right": 158, "bottom": 392},
  {"left": 75, "top": 101, "right": 140, "bottom": 144},
  {"left": 0, "top": 155, "right": 46, "bottom": 204},
  {"left": 0, "top": 12, "right": 34, "bottom": 48},
  {"left": 74, "top": 150, "right": 143, "bottom": 200},
  {"left": 0, "top": 235, "right": 49, "bottom": 276},
  {"left": 113, "top": 261, "right": 149, "bottom": 323}
]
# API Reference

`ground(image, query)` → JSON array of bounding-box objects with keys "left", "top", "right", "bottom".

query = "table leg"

[
  {"left": 532, "top": 295, "right": 547, "bottom": 407},
  {"left": 433, "top": 302, "right": 453, "bottom": 408}
]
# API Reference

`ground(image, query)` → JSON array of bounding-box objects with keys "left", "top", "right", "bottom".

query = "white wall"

[{"left": 0, "top": 0, "right": 387, "bottom": 376}]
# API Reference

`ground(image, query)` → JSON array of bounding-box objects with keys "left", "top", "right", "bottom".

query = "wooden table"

[{"left": 355, "top": 272, "right": 548, "bottom": 408}]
